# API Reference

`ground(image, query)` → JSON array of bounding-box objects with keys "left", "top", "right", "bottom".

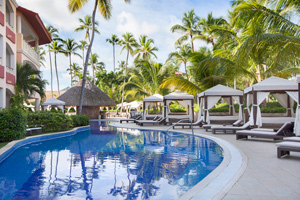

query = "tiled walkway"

[{"left": 111, "top": 121, "right": 300, "bottom": 200}]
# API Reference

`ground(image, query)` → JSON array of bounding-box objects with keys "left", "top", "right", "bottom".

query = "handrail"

[{"left": 166, "top": 118, "right": 194, "bottom": 135}]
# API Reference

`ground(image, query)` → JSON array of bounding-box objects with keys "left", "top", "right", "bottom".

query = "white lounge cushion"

[
  {"left": 276, "top": 141, "right": 300, "bottom": 148},
  {"left": 237, "top": 130, "right": 278, "bottom": 136},
  {"left": 251, "top": 128, "right": 275, "bottom": 132},
  {"left": 283, "top": 137, "right": 300, "bottom": 142}
]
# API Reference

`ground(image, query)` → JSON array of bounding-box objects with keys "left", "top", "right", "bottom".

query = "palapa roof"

[
  {"left": 57, "top": 79, "right": 116, "bottom": 107},
  {"left": 244, "top": 76, "right": 298, "bottom": 94},
  {"left": 198, "top": 84, "right": 243, "bottom": 97}
]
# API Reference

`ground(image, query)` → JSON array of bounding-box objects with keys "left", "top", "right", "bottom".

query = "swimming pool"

[{"left": 0, "top": 121, "right": 223, "bottom": 200}]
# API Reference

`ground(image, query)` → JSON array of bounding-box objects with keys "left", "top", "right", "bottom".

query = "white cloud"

[{"left": 116, "top": 11, "right": 159, "bottom": 37}]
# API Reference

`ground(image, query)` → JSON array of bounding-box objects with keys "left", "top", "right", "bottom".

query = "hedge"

[
  {"left": 0, "top": 108, "right": 27, "bottom": 142},
  {"left": 27, "top": 111, "right": 73, "bottom": 133},
  {"left": 70, "top": 115, "right": 90, "bottom": 127}
]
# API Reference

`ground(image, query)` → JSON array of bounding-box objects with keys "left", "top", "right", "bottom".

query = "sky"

[{"left": 18, "top": 0, "right": 232, "bottom": 90}]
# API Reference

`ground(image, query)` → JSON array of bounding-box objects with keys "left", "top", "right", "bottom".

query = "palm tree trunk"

[
  {"left": 113, "top": 44, "right": 115, "bottom": 72},
  {"left": 82, "top": 49, "right": 85, "bottom": 67},
  {"left": 69, "top": 54, "right": 73, "bottom": 86},
  {"left": 121, "top": 49, "right": 129, "bottom": 115},
  {"left": 79, "top": 0, "right": 98, "bottom": 114},
  {"left": 92, "top": 63, "right": 95, "bottom": 84},
  {"left": 190, "top": 34, "right": 194, "bottom": 52},
  {"left": 49, "top": 49, "right": 53, "bottom": 98},
  {"left": 184, "top": 62, "right": 189, "bottom": 81},
  {"left": 54, "top": 52, "right": 60, "bottom": 96}
]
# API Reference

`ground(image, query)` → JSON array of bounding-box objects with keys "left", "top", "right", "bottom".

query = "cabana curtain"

[
  {"left": 273, "top": 93, "right": 295, "bottom": 117},
  {"left": 165, "top": 100, "right": 193, "bottom": 122},
  {"left": 205, "top": 96, "right": 221, "bottom": 124},
  {"left": 249, "top": 92, "right": 270, "bottom": 127},
  {"left": 198, "top": 98, "right": 203, "bottom": 121},
  {"left": 286, "top": 91, "right": 299, "bottom": 136},
  {"left": 233, "top": 96, "right": 243, "bottom": 120}
]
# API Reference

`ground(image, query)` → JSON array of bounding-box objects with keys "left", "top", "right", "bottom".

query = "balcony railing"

[
  {"left": 6, "top": 65, "right": 14, "bottom": 74},
  {"left": 23, "top": 40, "right": 39, "bottom": 64}
]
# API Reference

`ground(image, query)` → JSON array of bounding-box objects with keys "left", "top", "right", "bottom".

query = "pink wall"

[
  {"left": 6, "top": 26, "right": 15, "bottom": 44},
  {"left": 0, "top": 11, "right": 4, "bottom": 26},
  {"left": 6, "top": 72, "right": 15, "bottom": 85},
  {"left": 0, "top": 65, "right": 4, "bottom": 79}
]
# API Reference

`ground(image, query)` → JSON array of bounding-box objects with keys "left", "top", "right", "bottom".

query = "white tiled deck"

[{"left": 110, "top": 120, "right": 300, "bottom": 200}]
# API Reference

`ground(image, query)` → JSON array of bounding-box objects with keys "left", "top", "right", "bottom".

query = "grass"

[{"left": 0, "top": 142, "right": 8, "bottom": 149}]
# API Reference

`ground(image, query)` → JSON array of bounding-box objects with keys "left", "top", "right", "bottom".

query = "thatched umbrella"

[{"left": 58, "top": 79, "right": 116, "bottom": 119}]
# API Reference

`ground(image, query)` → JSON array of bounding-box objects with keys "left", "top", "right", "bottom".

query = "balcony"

[{"left": 22, "top": 40, "right": 40, "bottom": 65}]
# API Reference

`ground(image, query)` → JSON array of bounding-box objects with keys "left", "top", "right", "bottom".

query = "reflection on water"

[{"left": 0, "top": 121, "right": 223, "bottom": 200}]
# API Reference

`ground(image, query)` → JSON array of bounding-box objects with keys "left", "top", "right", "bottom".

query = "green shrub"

[
  {"left": 70, "top": 115, "right": 90, "bottom": 127},
  {"left": 68, "top": 107, "right": 76, "bottom": 112},
  {"left": 170, "top": 104, "right": 187, "bottom": 112},
  {"left": 0, "top": 108, "right": 27, "bottom": 142},
  {"left": 27, "top": 111, "right": 73, "bottom": 133}
]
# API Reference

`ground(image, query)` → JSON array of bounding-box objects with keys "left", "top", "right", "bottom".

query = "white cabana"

[
  {"left": 294, "top": 76, "right": 300, "bottom": 136},
  {"left": 198, "top": 84, "right": 244, "bottom": 124},
  {"left": 163, "top": 91, "right": 194, "bottom": 122},
  {"left": 24, "top": 103, "right": 35, "bottom": 111},
  {"left": 143, "top": 94, "right": 164, "bottom": 119},
  {"left": 127, "top": 101, "right": 142, "bottom": 111},
  {"left": 42, "top": 98, "right": 65, "bottom": 112},
  {"left": 244, "top": 76, "right": 298, "bottom": 127}
]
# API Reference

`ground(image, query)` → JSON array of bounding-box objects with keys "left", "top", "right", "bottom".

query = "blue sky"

[{"left": 18, "top": 0, "right": 232, "bottom": 90}]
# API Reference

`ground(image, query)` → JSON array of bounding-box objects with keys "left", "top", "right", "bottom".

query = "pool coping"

[
  {"left": 109, "top": 122, "right": 247, "bottom": 200},
  {"left": 0, "top": 126, "right": 90, "bottom": 163}
]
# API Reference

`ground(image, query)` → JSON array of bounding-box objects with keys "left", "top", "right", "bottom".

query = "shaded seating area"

[
  {"left": 243, "top": 76, "right": 298, "bottom": 128},
  {"left": 142, "top": 94, "right": 164, "bottom": 120},
  {"left": 198, "top": 84, "right": 244, "bottom": 125},
  {"left": 164, "top": 91, "right": 194, "bottom": 123},
  {"left": 172, "top": 118, "right": 204, "bottom": 129},
  {"left": 236, "top": 122, "right": 294, "bottom": 140}
]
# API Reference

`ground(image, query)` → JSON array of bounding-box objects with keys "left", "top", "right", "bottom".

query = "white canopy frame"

[
  {"left": 198, "top": 85, "right": 244, "bottom": 124},
  {"left": 143, "top": 94, "right": 164, "bottom": 120},
  {"left": 163, "top": 91, "right": 194, "bottom": 123},
  {"left": 41, "top": 98, "right": 65, "bottom": 112},
  {"left": 244, "top": 76, "right": 298, "bottom": 127}
]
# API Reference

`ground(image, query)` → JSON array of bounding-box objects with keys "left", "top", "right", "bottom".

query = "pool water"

[{"left": 0, "top": 121, "right": 223, "bottom": 200}]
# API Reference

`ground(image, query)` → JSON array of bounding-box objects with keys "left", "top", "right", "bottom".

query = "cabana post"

[{"left": 143, "top": 94, "right": 164, "bottom": 120}]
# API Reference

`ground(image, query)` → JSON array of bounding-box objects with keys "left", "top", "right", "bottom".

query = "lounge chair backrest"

[
  {"left": 241, "top": 121, "right": 250, "bottom": 128},
  {"left": 233, "top": 119, "right": 243, "bottom": 126},
  {"left": 153, "top": 116, "right": 160, "bottom": 121},
  {"left": 276, "top": 122, "right": 293, "bottom": 135},
  {"left": 157, "top": 117, "right": 166, "bottom": 122}
]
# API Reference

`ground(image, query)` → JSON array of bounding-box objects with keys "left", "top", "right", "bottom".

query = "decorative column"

[
  {"left": 35, "top": 98, "right": 40, "bottom": 111},
  {"left": 253, "top": 91, "right": 258, "bottom": 127},
  {"left": 17, "top": 15, "right": 21, "bottom": 33}
]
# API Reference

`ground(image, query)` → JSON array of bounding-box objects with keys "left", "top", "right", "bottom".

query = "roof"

[
  {"left": 244, "top": 76, "right": 298, "bottom": 94},
  {"left": 17, "top": 6, "right": 52, "bottom": 45},
  {"left": 57, "top": 79, "right": 116, "bottom": 107},
  {"left": 42, "top": 98, "right": 65, "bottom": 106},
  {"left": 164, "top": 90, "right": 194, "bottom": 100},
  {"left": 143, "top": 94, "right": 164, "bottom": 102},
  {"left": 198, "top": 84, "right": 243, "bottom": 97}
]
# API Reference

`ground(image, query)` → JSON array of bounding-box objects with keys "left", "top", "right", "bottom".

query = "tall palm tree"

[
  {"left": 79, "top": 40, "right": 88, "bottom": 67},
  {"left": 88, "top": 53, "right": 105, "bottom": 83},
  {"left": 170, "top": 9, "right": 201, "bottom": 52},
  {"left": 46, "top": 26, "right": 59, "bottom": 98},
  {"left": 75, "top": 15, "right": 100, "bottom": 42},
  {"left": 15, "top": 63, "right": 48, "bottom": 99},
  {"left": 49, "top": 41, "right": 64, "bottom": 96},
  {"left": 134, "top": 35, "right": 158, "bottom": 61},
  {"left": 39, "top": 47, "right": 46, "bottom": 67},
  {"left": 118, "top": 32, "right": 137, "bottom": 112},
  {"left": 67, "top": 63, "right": 82, "bottom": 84},
  {"left": 106, "top": 34, "right": 119, "bottom": 72},
  {"left": 63, "top": 39, "right": 81, "bottom": 86},
  {"left": 167, "top": 44, "right": 192, "bottom": 81},
  {"left": 68, "top": 0, "right": 131, "bottom": 114}
]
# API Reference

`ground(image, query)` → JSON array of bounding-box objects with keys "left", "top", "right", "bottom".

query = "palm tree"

[
  {"left": 46, "top": 26, "right": 59, "bottom": 98},
  {"left": 15, "top": 63, "right": 48, "bottom": 99},
  {"left": 63, "top": 39, "right": 81, "bottom": 86},
  {"left": 134, "top": 35, "right": 158, "bottom": 61},
  {"left": 67, "top": 63, "right": 82, "bottom": 84},
  {"left": 75, "top": 15, "right": 100, "bottom": 42},
  {"left": 79, "top": 40, "right": 88, "bottom": 67},
  {"left": 167, "top": 44, "right": 192, "bottom": 81},
  {"left": 49, "top": 41, "right": 64, "bottom": 96},
  {"left": 39, "top": 47, "right": 46, "bottom": 67},
  {"left": 106, "top": 34, "right": 119, "bottom": 72},
  {"left": 118, "top": 32, "right": 138, "bottom": 112},
  {"left": 170, "top": 9, "right": 201, "bottom": 52},
  {"left": 89, "top": 53, "right": 105, "bottom": 83}
]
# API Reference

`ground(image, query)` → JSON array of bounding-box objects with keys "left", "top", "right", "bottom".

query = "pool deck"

[{"left": 110, "top": 120, "right": 300, "bottom": 200}]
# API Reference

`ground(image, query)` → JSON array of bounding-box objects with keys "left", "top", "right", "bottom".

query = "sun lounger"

[
  {"left": 203, "top": 119, "right": 243, "bottom": 132},
  {"left": 120, "top": 115, "right": 142, "bottom": 123},
  {"left": 172, "top": 118, "right": 204, "bottom": 129},
  {"left": 276, "top": 141, "right": 300, "bottom": 158},
  {"left": 136, "top": 117, "right": 166, "bottom": 126},
  {"left": 283, "top": 136, "right": 300, "bottom": 142},
  {"left": 236, "top": 122, "right": 294, "bottom": 140},
  {"left": 210, "top": 121, "right": 251, "bottom": 134}
]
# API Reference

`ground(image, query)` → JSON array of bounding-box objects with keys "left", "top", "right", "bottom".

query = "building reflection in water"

[{"left": 0, "top": 121, "right": 223, "bottom": 200}]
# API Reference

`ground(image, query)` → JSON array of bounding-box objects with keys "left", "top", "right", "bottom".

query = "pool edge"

[{"left": 109, "top": 122, "right": 247, "bottom": 200}]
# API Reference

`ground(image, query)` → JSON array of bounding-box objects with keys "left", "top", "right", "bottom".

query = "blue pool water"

[{"left": 0, "top": 121, "right": 223, "bottom": 200}]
